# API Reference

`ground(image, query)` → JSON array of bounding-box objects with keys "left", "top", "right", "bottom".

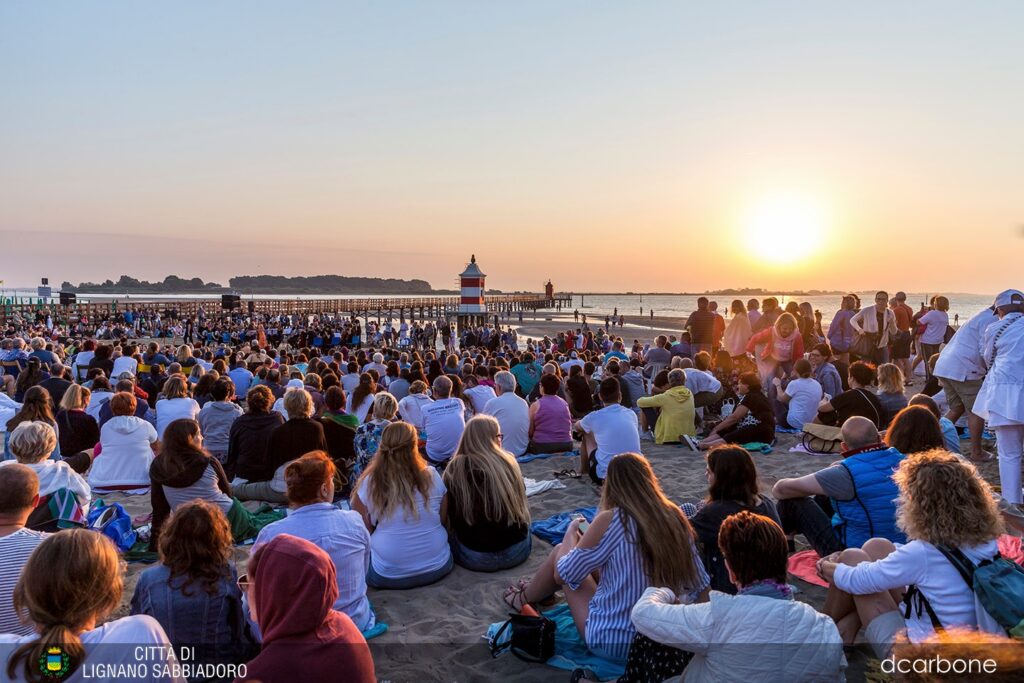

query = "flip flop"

[
  {"left": 553, "top": 468, "right": 581, "bottom": 479},
  {"left": 969, "top": 451, "right": 996, "bottom": 463}
]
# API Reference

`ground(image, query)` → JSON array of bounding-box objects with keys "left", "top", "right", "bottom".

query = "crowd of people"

[{"left": 0, "top": 288, "right": 1022, "bottom": 682}]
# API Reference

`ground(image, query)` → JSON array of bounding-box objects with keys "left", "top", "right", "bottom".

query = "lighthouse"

[{"left": 458, "top": 254, "right": 487, "bottom": 324}]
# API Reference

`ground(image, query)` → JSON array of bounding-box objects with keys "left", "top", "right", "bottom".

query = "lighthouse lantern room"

[{"left": 457, "top": 254, "right": 487, "bottom": 325}]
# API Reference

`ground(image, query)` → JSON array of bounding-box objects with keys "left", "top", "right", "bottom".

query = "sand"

[{"left": 98, "top": 424, "right": 1003, "bottom": 683}]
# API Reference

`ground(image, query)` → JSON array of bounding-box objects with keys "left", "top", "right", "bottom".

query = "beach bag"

[
  {"left": 489, "top": 612, "right": 556, "bottom": 662},
  {"left": 801, "top": 423, "right": 843, "bottom": 454},
  {"left": 87, "top": 501, "right": 138, "bottom": 553},
  {"left": 720, "top": 398, "right": 736, "bottom": 418},
  {"left": 928, "top": 546, "right": 1024, "bottom": 638},
  {"left": 852, "top": 332, "right": 878, "bottom": 358}
]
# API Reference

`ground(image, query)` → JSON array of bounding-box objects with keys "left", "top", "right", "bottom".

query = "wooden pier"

[{"left": 1, "top": 292, "right": 574, "bottom": 324}]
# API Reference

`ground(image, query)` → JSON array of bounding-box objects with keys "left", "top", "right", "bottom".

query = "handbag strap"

[
  {"left": 489, "top": 617, "right": 513, "bottom": 658},
  {"left": 854, "top": 389, "right": 881, "bottom": 426}
]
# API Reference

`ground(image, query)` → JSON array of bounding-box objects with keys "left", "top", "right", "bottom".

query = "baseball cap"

[
  {"left": 286, "top": 378, "right": 304, "bottom": 390},
  {"left": 992, "top": 289, "right": 1024, "bottom": 310}
]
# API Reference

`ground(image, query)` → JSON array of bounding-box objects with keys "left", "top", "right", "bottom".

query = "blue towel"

[
  {"left": 486, "top": 603, "right": 625, "bottom": 681},
  {"left": 516, "top": 449, "right": 578, "bottom": 464},
  {"left": 775, "top": 426, "right": 803, "bottom": 434},
  {"left": 530, "top": 507, "right": 597, "bottom": 545}
]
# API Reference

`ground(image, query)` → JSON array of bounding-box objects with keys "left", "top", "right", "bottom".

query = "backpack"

[{"left": 905, "top": 545, "right": 1024, "bottom": 639}]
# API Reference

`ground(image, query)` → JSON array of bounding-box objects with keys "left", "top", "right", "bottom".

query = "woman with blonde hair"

[
  {"left": 875, "top": 363, "right": 908, "bottom": 428},
  {"left": 504, "top": 452, "right": 709, "bottom": 663},
  {"left": 176, "top": 344, "right": 195, "bottom": 368},
  {"left": 55, "top": 384, "right": 99, "bottom": 457},
  {"left": 817, "top": 449, "right": 1005, "bottom": 656},
  {"left": 351, "top": 421, "right": 452, "bottom": 589},
  {"left": 0, "top": 530, "right": 178, "bottom": 683},
  {"left": 745, "top": 311, "right": 805, "bottom": 389},
  {"left": 353, "top": 391, "right": 399, "bottom": 477},
  {"left": 444, "top": 415, "right": 531, "bottom": 572},
  {"left": 155, "top": 374, "right": 200, "bottom": 439}
]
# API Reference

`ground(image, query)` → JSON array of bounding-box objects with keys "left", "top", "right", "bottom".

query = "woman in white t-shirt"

[
  {"left": 347, "top": 372, "right": 377, "bottom": 423},
  {"left": 351, "top": 421, "right": 452, "bottom": 589},
  {"left": 155, "top": 375, "right": 201, "bottom": 439},
  {"left": 0, "top": 529, "right": 182, "bottom": 683},
  {"left": 912, "top": 295, "right": 950, "bottom": 381},
  {"left": 772, "top": 359, "right": 823, "bottom": 429}
]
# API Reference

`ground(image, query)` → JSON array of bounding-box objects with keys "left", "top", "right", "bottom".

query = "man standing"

[
  {"left": 933, "top": 302, "right": 1000, "bottom": 463},
  {"left": 890, "top": 292, "right": 915, "bottom": 381},
  {"left": 685, "top": 297, "right": 717, "bottom": 356}
]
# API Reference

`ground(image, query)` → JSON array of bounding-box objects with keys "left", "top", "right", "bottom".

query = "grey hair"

[
  {"left": 494, "top": 371, "right": 517, "bottom": 394},
  {"left": 373, "top": 392, "right": 398, "bottom": 419},
  {"left": 9, "top": 421, "right": 57, "bottom": 464},
  {"left": 432, "top": 375, "right": 453, "bottom": 398},
  {"left": 283, "top": 388, "right": 314, "bottom": 420},
  {"left": 668, "top": 368, "right": 686, "bottom": 386}
]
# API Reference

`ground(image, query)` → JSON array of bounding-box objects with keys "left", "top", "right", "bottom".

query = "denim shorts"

[
  {"left": 366, "top": 554, "right": 454, "bottom": 590},
  {"left": 451, "top": 535, "right": 532, "bottom": 572}
]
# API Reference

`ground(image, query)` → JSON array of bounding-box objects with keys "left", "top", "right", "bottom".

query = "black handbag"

[{"left": 489, "top": 612, "right": 556, "bottom": 663}]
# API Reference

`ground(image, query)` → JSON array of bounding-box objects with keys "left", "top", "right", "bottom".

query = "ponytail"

[{"left": 8, "top": 624, "right": 85, "bottom": 683}]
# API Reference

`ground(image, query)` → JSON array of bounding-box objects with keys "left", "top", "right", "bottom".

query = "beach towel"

[
  {"left": 226, "top": 498, "right": 286, "bottom": 543},
  {"left": 741, "top": 442, "right": 773, "bottom": 453},
  {"left": 775, "top": 426, "right": 803, "bottom": 434},
  {"left": 26, "top": 488, "right": 87, "bottom": 531},
  {"left": 787, "top": 443, "right": 836, "bottom": 456},
  {"left": 787, "top": 549, "right": 828, "bottom": 587},
  {"left": 530, "top": 507, "right": 597, "bottom": 545},
  {"left": 998, "top": 535, "right": 1024, "bottom": 566},
  {"left": 485, "top": 603, "right": 625, "bottom": 681},
  {"left": 524, "top": 477, "right": 566, "bottom": 497},
  {"left": 517, "top": 450, "right": 577, "bottom": 464}
]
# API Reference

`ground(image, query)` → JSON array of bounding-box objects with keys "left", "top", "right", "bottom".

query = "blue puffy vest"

[{"left": 831, "top": 446, "right": 907, "bottom": 548}]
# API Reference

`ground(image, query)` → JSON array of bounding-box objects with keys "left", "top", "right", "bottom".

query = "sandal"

[
  {"left": 503, "top": 579, "right": 531, "bottom": 611},
  {"left": 553, "top": 468, "right": 580, "bottom": 479},
  {"left": 969, "top": 451, "right": 996, "bottom": 463},
  {"left": 570, "top": 668, "right": 598, "bottom": 683}
]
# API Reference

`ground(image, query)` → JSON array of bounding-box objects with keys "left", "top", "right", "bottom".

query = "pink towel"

[
  {"left": 787, "top": 549, "right": 827, "bottom": 587},
  {"left": 998, "top": 535, "right": 1024, "bottom": 565}
]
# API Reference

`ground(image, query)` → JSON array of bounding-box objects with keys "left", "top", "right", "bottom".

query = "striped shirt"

[
  {"left": 0, "top": 528, "right": 48, "bottom": 636},
  {"left": 556, "top": 509, "right": 709, "bottom": 662}
]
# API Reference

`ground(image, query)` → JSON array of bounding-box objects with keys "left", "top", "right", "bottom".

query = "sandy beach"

[
  {"left": 98, "top": 424, "right": 1003, "bottom": 683},
  {"left": 511, "top": 313, "right": 690, "bottom": 348}
]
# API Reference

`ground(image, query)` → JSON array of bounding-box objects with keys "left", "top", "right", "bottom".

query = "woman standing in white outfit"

[{"left": 973, "top": 289, "right": 1024, "bottom": 505}]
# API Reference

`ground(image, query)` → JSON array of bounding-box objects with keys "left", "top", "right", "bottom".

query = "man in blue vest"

[{"left": 772, "top": 417, "right": 906, "bottom": 556}]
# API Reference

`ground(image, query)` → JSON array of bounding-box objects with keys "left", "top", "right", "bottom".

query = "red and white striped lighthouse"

[{"left": 458, "top": 254, "right": 486, "bottom": 316}]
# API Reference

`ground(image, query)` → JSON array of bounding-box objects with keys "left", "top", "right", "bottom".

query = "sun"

[{"left": 742, "top": 192, "right": 829, "bottom": 264}]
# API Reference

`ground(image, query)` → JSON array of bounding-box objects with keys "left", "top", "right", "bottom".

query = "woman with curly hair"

[
  {"left": 817, "top": 449, "right": 1004, "bottom": 656},
  {"left": 131, "top": 500, "right": 257, "bottom": 665}
]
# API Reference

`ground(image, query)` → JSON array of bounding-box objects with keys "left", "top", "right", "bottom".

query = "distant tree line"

[{"left": 61, "top": 274, "right": 435, "bottom": 294}]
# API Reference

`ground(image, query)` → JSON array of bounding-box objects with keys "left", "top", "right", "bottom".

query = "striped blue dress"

[{"left": 556, "top": 509, "right": 709, "bottom": 662}]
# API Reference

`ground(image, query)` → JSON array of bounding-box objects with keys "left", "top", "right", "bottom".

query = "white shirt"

[
  {"left": 918, "top": 309, "right": 949, "bottom": 345},
  {"left": 934, "top": 308, "right": 998, "bottom": 382},
  {"left": 0, "top": 528, "right": 48, "bottom": 636},
  {"left": 111, "top": 355, "right": 138, "bottom": 378},
  {"left": 398, "top": 393, "right": 434, "bottom": 432},
  {"left": 356, "top": 468, "right": 450, "bottom": 579},
  {"left": 421, "top": 397, "right": 466, "bottom": 463},
  {"left": 974, "top": 313, "right": 1024, "bottom": 426},
  {"left": 347, "top": 395, "right": 374, "bottom": 423},
  {"left": 85, "top": 391, "right": 113, "bottom": 421},
  {"left": 255, "top": 502, "right": 374, "bottom": 630},
  {"left": 579, "top": 404, "right": 640, "bottom": 478},
  {"left": 483, "top": 392, "right": 530, "bottom": 457},
  {"left": 155, "top": 397, "right": 201, "bottom": 439},
  {"left": 91, "top": 415, "right": 158, "bottom": 490},
  {"left": 464, "top": 385, "right": 497, "bottom": 415},
  {"left": 683, "top": 368, "right": 723, "bottom": 395},
  {"left": 833, "top": 539, "right": 1001, "bottom": 642},
  {"left": 0, "top": 615, "right": 184, "bottom": 683},
  {"left": 784, "top": 377, "right": 824, "bottom": 428},
  {"left": 340, "top": 374, "right": 361, "bottom": 394},
  {"left": 0, "top": 459, "right": 90, "bottom": 512}
]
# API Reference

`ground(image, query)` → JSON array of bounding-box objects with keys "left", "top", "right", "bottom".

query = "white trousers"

[{"left": 995, "top": 424, "right": 1024, "bottom": 504}]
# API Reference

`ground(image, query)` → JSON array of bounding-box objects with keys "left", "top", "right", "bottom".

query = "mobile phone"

[{"left": 577, "top": 520, "right": 589, "bottom": 535}]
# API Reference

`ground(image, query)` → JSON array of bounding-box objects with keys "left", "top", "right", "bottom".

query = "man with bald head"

[
  {"left": 420, "top": 375, "right": 465, "bottom": 467},
  {"left": 0, "top": 464, "right": 47, "bottom": 635},
  {"left": 771, "top": 417, "right": 906, "bottom": 556}
]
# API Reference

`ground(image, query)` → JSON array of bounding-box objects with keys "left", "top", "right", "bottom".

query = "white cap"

[
  {"left": 286, "top": 378, "right": 304, "bottom": 389},
  {"left": 992, "top": 289, "right": 1024, "bottom": 309}
]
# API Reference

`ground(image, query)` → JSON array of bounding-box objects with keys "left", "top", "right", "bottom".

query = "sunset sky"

[{"left": 2, "top": 1, "right": 1022, "bottom": 294}]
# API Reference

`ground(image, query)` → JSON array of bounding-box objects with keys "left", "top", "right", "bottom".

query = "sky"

[{"left": 2, "top": 1, "right": 1022, "bottom": 294}]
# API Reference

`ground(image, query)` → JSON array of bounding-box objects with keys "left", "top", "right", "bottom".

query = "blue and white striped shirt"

[{"left": 556, "top": 509, "right": 709, "bottom": 662}]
